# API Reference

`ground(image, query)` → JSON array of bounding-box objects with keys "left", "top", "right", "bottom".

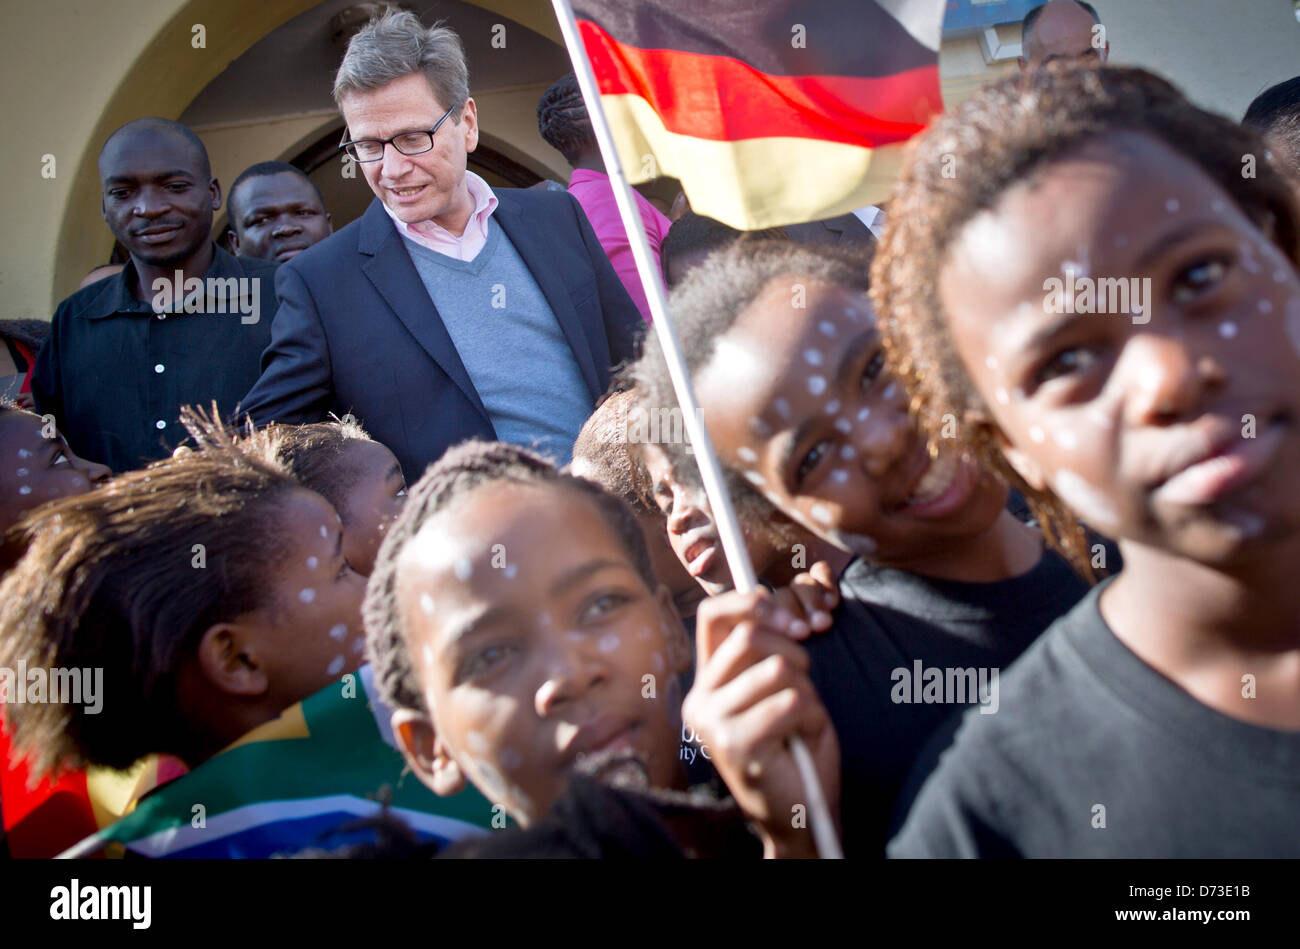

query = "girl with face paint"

[
  {"left": 634, "top": 240, "right": 1094, "bottom": 855},
  {"left": 880, "top": 63, "right": 1300, "bottom": 856},
  {"left": 364, "top": 440, "right": 839, "bottom": 857}
]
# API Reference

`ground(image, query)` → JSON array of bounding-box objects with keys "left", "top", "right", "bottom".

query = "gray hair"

[{"left": 332, "top": 10, "right": 470, "bottom": 120}]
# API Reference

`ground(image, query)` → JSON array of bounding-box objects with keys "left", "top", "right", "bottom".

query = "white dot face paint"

[
  {"left": 1276, "top": 268, "right": 1290, "bottom": 284},
  {"left": 499, "top": 748, "right": 523, "bottom": 771},
  {"left": 856, "top": 407, "right": 871, "bottom": 422},
  {"left": 1085, "top": 407, "right": 1113, "bottom": 429},
  {"left": 824, "top": 399, "right": 841, "bottom": 415},
  {"left": 327, "top": 655, "right": 345, "bottom": 677},
  {"left": 1258, "top": 299, "right": 1273, "bottom": 314},
  {"left": 834, "top": 418, "right": 853, "bottom": 434},
  {"left": 420, "top": 593, "right": 435, "bottom": 615},
  {"left": 320, "top": 525, "right": 328, "bottom": 538},
  {"left": 454, "top": 557, "right": 473, "bottom": 581},
  {"left": 807, "top": 376, "right": 827, "bottom": 396},
  {"left": 985, "top": 355, "right": 998, "bottom": 371},
  {"left": 467, "top": 730, "right": 489, "bottom": 754},
  {"left": 1219, "top": 321, "right": 1238, "bottom": 339},
  {"left": 1211, "top": 199, "right": 1226, "bottom": 215},
  {"left": 803, "top": 349, "right": 823, "bottom": 366},
  {"left": 504, "top": 563, "right": 518, "bottom": 579},
  {"left": 744, "top": 470, "right": 766, "bottom": 486},
  {"left": 17, "top": 449, "right": 31, "bottom": 459},
  {"left": 1054, "top": 429, "right": 1078, "bottom": 451},
  {"left": 299, "top": 588, "right": 316, "bottom": 604},
  {"left": 15, "top": 468, "right": 27, "bottom": 476},
  {"left": 840, "top": 445, "right": 856, "bottom": 460},
  {"left": 1053, "top": 470, "right": 1119, "bottom": 529},
  {"left": 1029, "top": 426, "right": 1046, "bottom": 443},
  {"left": 1012, "top": 388, "right": 1026, "bottom": 402},
  {"left": 809, "top": 503, "right": 834, "bottom": 525},
  {"left": 597, "top": 633, "right": 621, "bottom": 654},
  {"left": 737, "top": 446, "right": 758, "bottom": 464},
  {"left": 749, "top": 416, "right": 773, "bottom": 437},
  {"left": 329, "top": 623, "right": 348, "bottom": 641},
  {"left": 652, "top": 652, "right": 665, "bottom": 673},
  {"left": 1138, "top": 365, "right": 1162, "bottom": 392},
  {"left": 772, "top": 397, "right": 791, "bottom": 419},
  {"left": 306, "top": 556, "right": 319, "bottom": 570},
  {"left": 995, "top": 387, "right": 1010, "bottom": 405},
  {"left": 422, "top": 644, "right": 435, "bottom": 667},
  {"left": 830, "top": 468, "right": 849, "bottom": 484},
  {"left": 882, "top": 382, "right": 898, "bottom": 401},
  {"left": 1165, "top": 198, "right": 1180, "bottom": 213},
  {"left": 1240, "top": 243, "right": 1261, "bottom": 274},
  {"left": 18, "top": 485, "right": 31, "bottom": 495},
  {"left": 819, "top": 321, "right": 837, "bottom": 338},
  {"left": 351, "top": 638, "right": 365, "bottom": 655}
]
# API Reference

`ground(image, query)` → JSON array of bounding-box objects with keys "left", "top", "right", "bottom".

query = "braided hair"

[
  {"left": 363, "top": 440, "right": 656, "bottom": 715},
  {"left": 537, "top": 73, "right": 593, "bottom": 166}
]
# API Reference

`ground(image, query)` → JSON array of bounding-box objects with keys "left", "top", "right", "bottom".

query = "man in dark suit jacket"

[{"left": 241, "top": 12, "right": 642, "bottom": 479}]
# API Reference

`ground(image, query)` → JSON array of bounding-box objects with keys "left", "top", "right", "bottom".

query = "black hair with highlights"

[
  {"left": 870, "top": 62, "right": 1300, "bottom": 578},
  {"left": 537, "top": 73, "right": 592, "bottom": 166},
  {"left": 363, "top": 440, "right": 657, "bottom": 716}
]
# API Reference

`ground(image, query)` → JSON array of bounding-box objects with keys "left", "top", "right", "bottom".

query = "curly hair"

[
  {"left": 870, "top": 62, "right": 1300, "bottom": 578},
  {"left": 0, "top": 435, "right": 306, "bottom": 777},
  {"left": 362, "top": 440, "right": 657, "bottom": 715}
]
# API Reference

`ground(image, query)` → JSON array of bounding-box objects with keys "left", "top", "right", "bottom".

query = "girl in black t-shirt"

[{"left": 878, "top": 63, "right": 1300, "bottom": 856}]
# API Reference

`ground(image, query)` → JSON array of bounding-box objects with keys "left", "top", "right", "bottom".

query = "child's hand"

[
  {"left": 682, "top": 590, "right": 841, "bottom": 859},
  {"left": 766, "top": 560, "right": 839, "bottom": 640}
]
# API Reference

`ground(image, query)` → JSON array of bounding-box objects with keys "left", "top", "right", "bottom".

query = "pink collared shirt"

[{"left": 382, "top": 170, "right": 499, "bottom": 261}]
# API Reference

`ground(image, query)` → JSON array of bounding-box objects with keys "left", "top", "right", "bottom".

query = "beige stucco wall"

[{"left": 5, "top": 0, "right": 1299, "bottom": 323}]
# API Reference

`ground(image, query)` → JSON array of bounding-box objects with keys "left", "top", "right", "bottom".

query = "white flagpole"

[{"left": 551, "top": 0, "right": 842, "bottom": 859}]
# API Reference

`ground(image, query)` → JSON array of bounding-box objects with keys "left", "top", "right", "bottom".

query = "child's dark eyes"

[
  {"left": 1033, "top": 345, "right": 1101, "bottom": 389},
  {"left": 796, "top": 440, "right": 832, "bottom": 486},
  {"left": 49, "top": 449, "right": 69, "bottom": 468},
  {"left": 463, "top": 642, "right": 517, "bottom": 679},
  {"left": 1171, "top": 254, "right": 1229, "bottom": 304},
  {"left": 336, "top": 559, "right": 355, "bottom": 581},
  {"left": 652, "top": 483, "right": 674, "bottom": 517},
  {"left": 860, "top": 349, "right": 886, "bottom": 390},
  {"left": 579, "top": 591, "right": 632, "bottom": 624}
]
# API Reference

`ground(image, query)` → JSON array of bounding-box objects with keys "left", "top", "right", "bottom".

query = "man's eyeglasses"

[{"left": 339, "top": 107, "right": 455, "bottom": 163}]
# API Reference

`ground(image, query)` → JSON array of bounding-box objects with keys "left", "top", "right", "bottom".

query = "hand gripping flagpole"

[{"left": 552, "top": 0, "right": 841, "bottom": 859}]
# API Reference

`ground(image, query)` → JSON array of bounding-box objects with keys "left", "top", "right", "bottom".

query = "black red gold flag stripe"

[{"left": 571, "top": 0, "right": 946, "bottom": 229}]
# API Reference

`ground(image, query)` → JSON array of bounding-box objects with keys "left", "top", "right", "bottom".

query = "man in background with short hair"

[{"left": 228, "top": 161, "right": 333, "bottom": 264}]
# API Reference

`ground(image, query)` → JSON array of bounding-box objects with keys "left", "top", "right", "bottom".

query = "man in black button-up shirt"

[{"left": 33, "top": 118, "right": 277, "bottom": 472}]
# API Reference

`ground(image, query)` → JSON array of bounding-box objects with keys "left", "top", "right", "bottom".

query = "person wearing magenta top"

[{"left": 539, "top": 74, "right": 672, "bottom": 323}]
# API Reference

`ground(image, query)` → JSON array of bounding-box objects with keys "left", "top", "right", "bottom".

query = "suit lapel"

[
  {"left": 493, "top": 193, "right": 601, "bottom": 399},
  {"left": 357, "top": 200, "right": 491, "bottom": 425}
]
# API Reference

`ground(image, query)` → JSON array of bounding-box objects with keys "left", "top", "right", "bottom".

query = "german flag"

[{"left": 571, "top": 0, "right": 946, "bottom": 230}]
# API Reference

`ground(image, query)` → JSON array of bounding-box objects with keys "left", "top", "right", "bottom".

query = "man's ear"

[
  {"left": 654, "top": 583, "right": 693, "bottom": 676},
  {"left": 392, "top": 708, "right": 466, "bottom": 797},
  {"left": 228, "top": 229, "right": 241, "bottom": 256},
  {"left": 325, "top": 212, "right": 334, "bottom": 232},
  {"left": 965, "top": 406, "right": 1048, "bottom": 492},
  {"left": 209, "top": 177, "right": 222, "bottom": 212},
  {"left": 1017, "top": 55, "right": 1029, "bottom": 73},
  {"left": 461, "top": 98, "right": 479, "bottom": 154},
  {"left": 194, "top": 622, "right": 270, "bottom": 697}
]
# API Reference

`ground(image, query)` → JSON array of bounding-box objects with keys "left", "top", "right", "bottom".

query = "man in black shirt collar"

[{"left": 32, "top": 118, "right": 277, "bottom": 473}]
